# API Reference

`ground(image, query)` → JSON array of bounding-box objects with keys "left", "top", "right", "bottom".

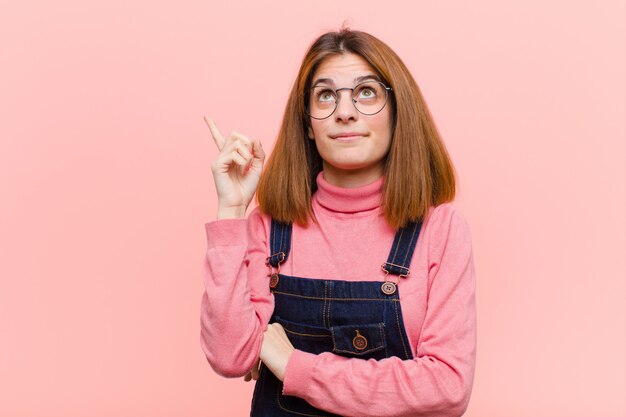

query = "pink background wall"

[{"left": 1, "top": 0, "right": 624, "bottom": 416}]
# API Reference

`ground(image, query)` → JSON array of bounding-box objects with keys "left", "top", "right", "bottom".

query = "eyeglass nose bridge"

[
  {"left": 331, "top": 87, "right": 359, "bottom": 117},
  {"left": 334, "top": 87, "right": 358, "bottom": 103}
]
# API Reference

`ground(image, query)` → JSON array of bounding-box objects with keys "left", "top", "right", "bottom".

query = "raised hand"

[{"left": 204, "top": 116, "right": 265, "bottom": 219}]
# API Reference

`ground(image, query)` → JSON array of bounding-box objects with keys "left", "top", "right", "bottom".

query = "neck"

[
  {"left": 314, "top": 171, "right": 384, "bottom": 214},
  {"left": 321, "top": 162, "right": 384, "bottom": 188}
]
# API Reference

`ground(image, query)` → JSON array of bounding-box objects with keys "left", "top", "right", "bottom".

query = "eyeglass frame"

[{"left": 304, "top": 80, "right": 393, "bottom": 120}]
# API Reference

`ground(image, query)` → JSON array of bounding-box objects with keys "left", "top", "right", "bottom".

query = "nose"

[{"left": 334, "top": 89, "right": 359, "bottom": 122}]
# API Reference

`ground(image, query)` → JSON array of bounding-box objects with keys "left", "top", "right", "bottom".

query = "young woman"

[{"left": 201, "top": 28, "right": 477, "bottom": 417}]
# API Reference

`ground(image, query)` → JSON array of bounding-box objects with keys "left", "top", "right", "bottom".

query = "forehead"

[{"left": 311, "top": 53, "right": 378, "bottom": 85}]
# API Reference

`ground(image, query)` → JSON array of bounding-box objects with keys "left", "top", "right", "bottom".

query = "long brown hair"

[{"left": 256, "top": 28, "right": 456, "bottom": 229}]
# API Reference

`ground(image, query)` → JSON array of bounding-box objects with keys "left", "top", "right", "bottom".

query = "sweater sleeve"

[
  {"left": 199, "top": 206, "right": 274, "bottom": 378},
  {"left": 281, "top": 204, "right": 477, "bottom": 417}
]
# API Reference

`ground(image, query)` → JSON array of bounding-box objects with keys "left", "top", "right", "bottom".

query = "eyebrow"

[{"left": 312, "top": 74, "right": 381, "bottom": 87}]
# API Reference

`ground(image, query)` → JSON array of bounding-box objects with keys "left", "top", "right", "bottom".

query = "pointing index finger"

[{"left": 203, "top": 116, "right": 226, "bottom": 150}]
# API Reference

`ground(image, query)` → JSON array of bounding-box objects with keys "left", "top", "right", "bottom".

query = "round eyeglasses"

[{"left": 305, "top": 80, "right": 393, "bottom": 120}]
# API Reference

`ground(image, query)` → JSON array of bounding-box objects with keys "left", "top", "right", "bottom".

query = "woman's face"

[{"left": 307, "top": 53, "right": 393, "bottom": 187}]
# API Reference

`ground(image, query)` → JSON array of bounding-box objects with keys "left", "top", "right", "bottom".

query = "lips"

[{"left": 330, "top": 132, "right": 368, "bottom": 139}]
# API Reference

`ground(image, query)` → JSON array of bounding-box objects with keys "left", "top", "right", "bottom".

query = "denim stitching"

[
  {"left": 273, "top": 291, "right": 401, "bottom": 302},
  {"left": 401, "top": 223, "right": 419, "bottom": 268},
  {"left": 393, "top": 294, "right": 410, "bottom": 360},
  {"left": 332, "top": 345, "right": 386, "bottom": 356},
  {"left": 278, "top": 223, "right": 285, "bottom": 263},
  {"left": 389, "top": 227, "right": 405, "bottom": 265},
  {"left": 326, "top": 282, "right": 332, "bottom": 330},
  {"left": 380, "top": 322, "right": 388, "bottom": 357},
  {"left": 282, "top": 328, "right": 331, "bottom": 338},
  {"left": 322, "top": 281, "right": 328, "bottom": 328},
  {"left": 271, "top": 221, "right": 276, "bottom": 265}
]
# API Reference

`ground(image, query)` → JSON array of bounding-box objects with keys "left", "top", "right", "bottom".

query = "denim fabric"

[{"left": 250, "top": 219, "right": 421, "bottom": 417}]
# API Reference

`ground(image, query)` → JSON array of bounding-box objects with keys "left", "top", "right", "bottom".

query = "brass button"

[
  {"left": 269, "top": 273, "right": 279, "bottom": 289},
  {"left": 352, "top": 330, "right": 368, "bottom": 350}
]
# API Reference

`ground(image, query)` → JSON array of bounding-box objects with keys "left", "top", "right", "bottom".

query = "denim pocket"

[
  {"left": 331, "top": 322, "right": 387, "bottom": 358},
  {"left": 273, "top": 315, "right": 333, "bottom": 355}
]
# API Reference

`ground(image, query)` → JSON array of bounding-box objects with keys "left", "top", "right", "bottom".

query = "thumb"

[{"left": 250, "top": 140, "right": 265, "bottom": 169}]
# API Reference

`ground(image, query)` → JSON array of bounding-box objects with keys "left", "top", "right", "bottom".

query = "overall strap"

[
  {"left": 382, "top": 220, "right": 423, "bottom": 277},
  {"left": 267, "top": 219, "right": 292, "bottom": 267}
]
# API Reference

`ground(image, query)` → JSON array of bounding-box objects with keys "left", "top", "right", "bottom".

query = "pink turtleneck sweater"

[{"left": 200, "top": 172, "right": 477, "bottom": 417}]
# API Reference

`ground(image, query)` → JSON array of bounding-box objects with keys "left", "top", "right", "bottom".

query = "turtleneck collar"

[{"left": 313, "top": 171, "right": 384, "bottom": 214}]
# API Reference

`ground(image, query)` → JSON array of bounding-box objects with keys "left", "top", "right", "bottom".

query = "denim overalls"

[{"left": 250, "top": 218, "right": 423, "bottom": 417}]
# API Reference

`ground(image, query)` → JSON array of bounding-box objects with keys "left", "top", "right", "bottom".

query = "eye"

[
  {"left": 317, "top": 89, "right": 335, "bottom": 102},
  {"left": 357, "top": 86, "right": 377, "bottom": 99},
  {"left": 315, "top": 88, "right": 335, "bottom": 103}
]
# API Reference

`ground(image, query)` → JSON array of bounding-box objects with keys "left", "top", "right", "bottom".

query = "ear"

[{"left": 307, "top": 126, "right": 315, "bottom": 140}]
